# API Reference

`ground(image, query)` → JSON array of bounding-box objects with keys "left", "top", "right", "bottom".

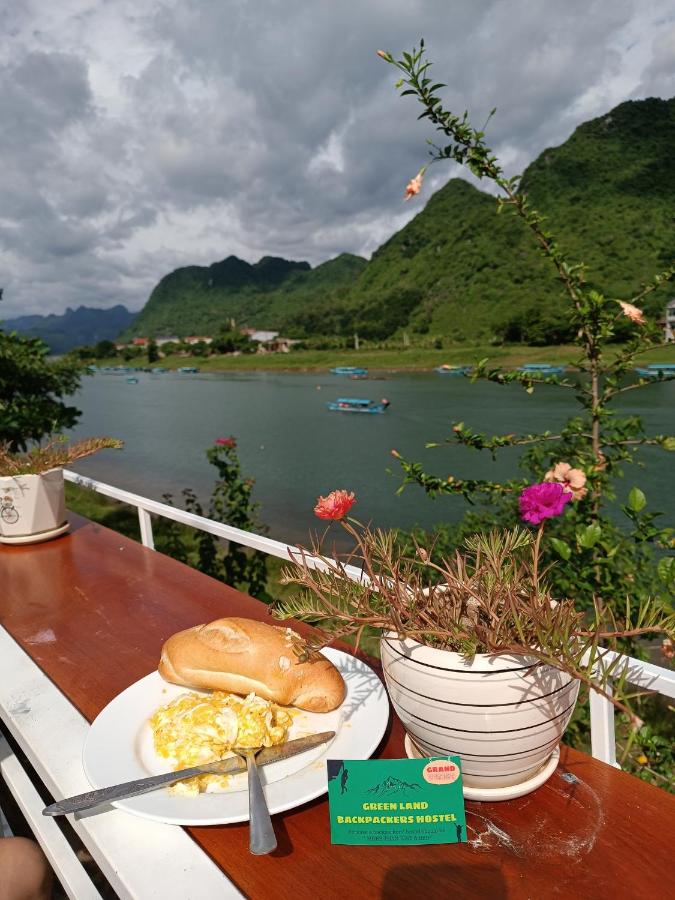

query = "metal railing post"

[{"left": 137, "top": 508, "right": 155, "bottom": 550}]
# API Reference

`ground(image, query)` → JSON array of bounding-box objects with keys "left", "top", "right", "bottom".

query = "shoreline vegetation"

[{"left": 87, "top": 342, "right": 674, "bottom": 374}]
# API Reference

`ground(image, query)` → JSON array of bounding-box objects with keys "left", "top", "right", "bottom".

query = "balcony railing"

[{"left": 64, "top": 468, "right": 675, "bottom": 770}]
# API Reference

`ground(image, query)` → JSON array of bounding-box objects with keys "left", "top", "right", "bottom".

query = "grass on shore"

[{"left": 91, "top": 342, "right": 675, "bottom": 374}]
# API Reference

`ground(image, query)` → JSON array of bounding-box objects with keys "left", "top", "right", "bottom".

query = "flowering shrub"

[
  {"left": 378, "top": 42, "right": 674, "bottom": 590},
  {"left": 377, "top": 41, "right": 675, "bottom": 786}
]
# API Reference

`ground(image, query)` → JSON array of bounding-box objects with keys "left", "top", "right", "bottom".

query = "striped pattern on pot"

[{"left": 381, "top": 634, "right": 580, "bottom": 790}]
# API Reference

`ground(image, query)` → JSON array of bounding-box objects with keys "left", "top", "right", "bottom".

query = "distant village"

[
  {"left": 80, "top": 298, "right": 675, "bottom": 362},
  {"left": 113, "top": 328, "right": 301, "bottom": 358}
]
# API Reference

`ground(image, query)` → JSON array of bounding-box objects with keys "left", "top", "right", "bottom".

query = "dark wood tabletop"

[{"left": 1, "top": 515, "right": 672, "bottom": 900}]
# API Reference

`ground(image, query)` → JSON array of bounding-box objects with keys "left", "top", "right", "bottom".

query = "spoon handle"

[{"left": 246, "top": 753, "right": 277, "bottom": 855}]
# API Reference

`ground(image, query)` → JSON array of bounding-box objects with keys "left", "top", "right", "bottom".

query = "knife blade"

[{"left": 43, "top": 730, "right": 335, "bottom": 817}]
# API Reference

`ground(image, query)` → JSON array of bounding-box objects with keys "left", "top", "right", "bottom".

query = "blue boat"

[
  {"left": 434, "top": 364, "right": 472, "bottom": 376},
  {"left": 177, "top": 366, "right": 200, "bottom": 374},
  {"left": 634, "top": 363, "right": 675, "bottom": 379},
  {"left": 330, "top": 366, "right": 368, "bottom": 376},
  {"left": 327, "top": 397, "right": 390, "bottom": 414},
  {"left": 517, "top": 363, "right": 566, "bottom": 376},
  {"left": 126, "top": 376, "right": 139, "bottom": 384}
]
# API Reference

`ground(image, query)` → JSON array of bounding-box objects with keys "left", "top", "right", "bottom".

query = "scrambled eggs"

[{"left": 150, "top": 691, "right": 293, "bottom": 795}]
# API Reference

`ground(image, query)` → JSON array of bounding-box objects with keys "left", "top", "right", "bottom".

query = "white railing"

[
  {"left": 64, "top": 469, "right": 675, "bottom": 769},
  {"left": 63, "top": 469, "right": 364, "bottom": 579}
]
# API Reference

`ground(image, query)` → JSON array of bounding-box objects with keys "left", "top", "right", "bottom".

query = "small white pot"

[
  {"left": 381, "top": 634, "right": 579, "bottom": 791},
  {"left": 0, "top": 469, "right": 67, "bottom": 542}
]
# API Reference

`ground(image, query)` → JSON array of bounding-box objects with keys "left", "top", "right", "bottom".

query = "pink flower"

[
  {"left": 215, "top": 437, "right": 236, "bottom": 447},
  {"left": 618, "top": 301, "right": 645, "bottom": 325},
  {"left": 519, "top": 482, "right": 572, "bottom": 525},
  {"left": 314, "top": 490, "right": 355, "bottom": 520},
  {"left": 404, "top": 167, "right": 426, "bottom": 201},
  {"left": 544, "top": 462, "right": 588, "bottom": 501}
]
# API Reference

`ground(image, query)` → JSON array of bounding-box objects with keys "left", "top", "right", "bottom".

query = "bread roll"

[{"left": 158, "top": 617, "right": 345, "bottom": 712}]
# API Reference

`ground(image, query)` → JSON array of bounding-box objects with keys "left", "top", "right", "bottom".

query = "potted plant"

[
  {"left": 0, "top": 436, "right": 123, "bottom": 544},
  {"left": 275, "top": 489, "right": 674, "bottom": 799}
]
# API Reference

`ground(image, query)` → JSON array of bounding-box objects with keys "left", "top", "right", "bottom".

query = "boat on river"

[
  {"left": 330, "top": 366, "right": 368, "bottom": 376},
  {"left": 634, "top": 363, "right": 675, "bottom": 379},
  {"left": 434, "top": 364, "right": 472, "bottom": 376},
  {"left": 327, "top": 397, "right": 390, "bottom": 414},
  {"left": 126, "top": 377, "right": 139, "bottom": 384},
  {"left": 517, "top": 363, "right": 566, "bottom": 376},
  {"left": 177, "top": 366, "right": 200, "bottom": 374}
]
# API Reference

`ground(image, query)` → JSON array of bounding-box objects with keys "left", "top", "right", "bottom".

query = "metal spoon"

[{"left": 234, "top": 747, "right": 277, "bottom": 855}]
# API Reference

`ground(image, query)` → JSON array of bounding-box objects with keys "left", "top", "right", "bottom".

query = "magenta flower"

[
  {"left": 519, "top": 482, "right": 572, "bottom": 525},
  {"left": 215, "top": 436, "right": 236, "bottom": 448}
]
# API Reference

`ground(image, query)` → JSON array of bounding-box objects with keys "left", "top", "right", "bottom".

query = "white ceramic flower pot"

[
  {"left": 0, "top": 469, "right": 68, "bottom": 543},
  {"left": 381, "top": 634, "right": 579, "bottom": 792}
]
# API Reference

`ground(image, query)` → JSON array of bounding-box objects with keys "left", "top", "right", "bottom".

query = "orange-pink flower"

[
  {"left": 618, "top": 301, "right": 645, "bottom": 325},
  {"left": 404, "top": 167, "right": 426, "bottom": 201},
  {"left": 314, "top": 490, "right": 356, "bottom": 520},
  {"left": 544, "top": 462, "right": 588, "bottom": 501}
]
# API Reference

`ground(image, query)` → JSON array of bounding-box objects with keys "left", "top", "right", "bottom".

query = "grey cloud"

[
  {"left": 636, "top": 24, "right": 675, "bottom": 97},
  {"left": 0, "top": 0, "right": 673, "bottom": 319}
]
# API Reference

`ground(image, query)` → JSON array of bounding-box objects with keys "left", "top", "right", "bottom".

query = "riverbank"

[{"left": 90, "top": 342, "right": 674, "bottom": 373}]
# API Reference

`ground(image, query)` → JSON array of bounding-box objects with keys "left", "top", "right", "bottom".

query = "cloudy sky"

[{"left": 1, "top": 0, "right": 674, "bottom": 319}]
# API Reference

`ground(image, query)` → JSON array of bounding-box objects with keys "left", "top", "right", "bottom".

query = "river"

[{"left": 68, "top": 370, "right": 674, "bottom": 544}]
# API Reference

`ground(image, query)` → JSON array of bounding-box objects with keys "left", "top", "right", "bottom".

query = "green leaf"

[
  {"left": 657, "top": 556, "right": 674, "bottom": 583},
  {"left": 577, "top": 523, "right": 602, "bottom": 549},
  {"left": 628, "top": 487, "right": 647, "bottom": 512},
  {"left": 549, "top": 537, "right": 571, "bottom": 560}
]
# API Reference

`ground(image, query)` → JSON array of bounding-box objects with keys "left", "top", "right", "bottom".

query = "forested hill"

[
  {"left": 123, "top": 253, "right": 367, "bottom": 338},
  {"left": 127, "top": 97, "right": 675, "bottom": 342}
]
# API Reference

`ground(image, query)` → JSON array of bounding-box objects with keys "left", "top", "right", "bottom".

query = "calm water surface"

[{"left": 69, "top": 371, "right": 674, "bottom": 543}]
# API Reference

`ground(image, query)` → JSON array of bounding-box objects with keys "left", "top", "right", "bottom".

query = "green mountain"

[
  {"left": 124, "top": 252, "right": 366, "bottom": 338},
  {"left": 339, "top": 97, "right": 674, "bottom": 342},
  {"left": 128, "top": 97, "right": 675, "bottom": 343}
]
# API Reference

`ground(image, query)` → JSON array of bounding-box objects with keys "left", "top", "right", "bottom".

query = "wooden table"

[{"left": 1, "top": 515, "right": 673, "bottom": 899}]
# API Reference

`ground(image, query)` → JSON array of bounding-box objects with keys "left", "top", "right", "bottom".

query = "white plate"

[{"left": 83, "top": 648, "right": 389, "bottom": 825}]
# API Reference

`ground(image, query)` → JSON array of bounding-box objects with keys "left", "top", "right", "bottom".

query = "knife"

[{"left": 43, "top": 730, "right": 335, "bottom": 817}]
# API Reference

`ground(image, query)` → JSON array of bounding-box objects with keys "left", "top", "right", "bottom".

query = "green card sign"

[{"left": 327, "top": 756, "right": 467, "bottom": 845}]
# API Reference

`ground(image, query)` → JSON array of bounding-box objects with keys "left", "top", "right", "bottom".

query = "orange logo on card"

[{"left": 422, "top": 761, "right": 460, "bottom": 785}]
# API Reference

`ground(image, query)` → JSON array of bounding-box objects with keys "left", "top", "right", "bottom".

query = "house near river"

[{"left": 662, "top": 298, "right": 675, "bottom": 342}]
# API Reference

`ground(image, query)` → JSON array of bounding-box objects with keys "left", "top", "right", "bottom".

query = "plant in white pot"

[
  {"left": 0, "top": 436, "right": 123, "bottom": 544},
  {"left": 275, "top": 489, "right": 674, "bottom": 800}
]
